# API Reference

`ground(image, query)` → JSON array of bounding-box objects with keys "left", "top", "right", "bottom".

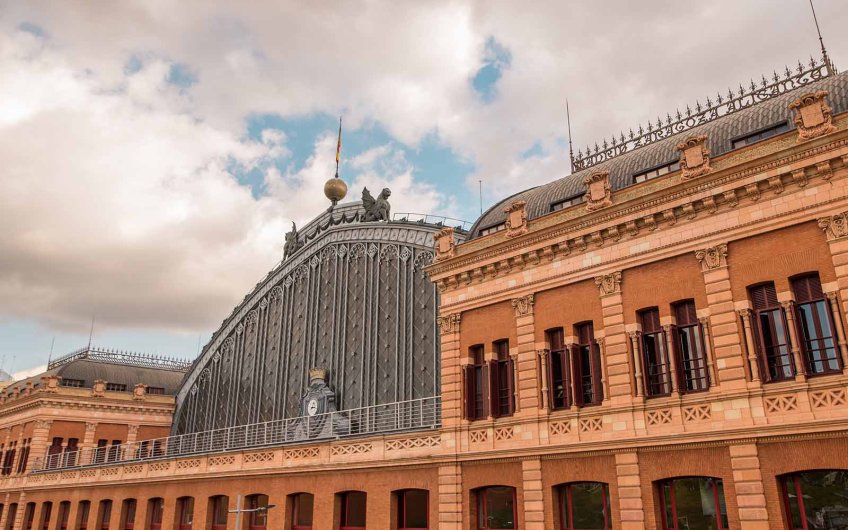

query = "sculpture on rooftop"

[
  {"left": 361, "top": 187, "right": 392, "bottom": 222},
  {"left": 283, "top": 222, "right": 301, "bottom": 260}
]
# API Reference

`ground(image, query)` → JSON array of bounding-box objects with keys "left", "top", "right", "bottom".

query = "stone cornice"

[{"left": 0, "top": 396, "right": 175, "bottom": 427}]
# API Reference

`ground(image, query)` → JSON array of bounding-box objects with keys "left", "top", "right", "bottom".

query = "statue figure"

[
  {"left": 283, "top": 222, "right": 301, "bottom": 260},
  {"left": 361, "top": 187, "right": 392, "bottom": 222}
]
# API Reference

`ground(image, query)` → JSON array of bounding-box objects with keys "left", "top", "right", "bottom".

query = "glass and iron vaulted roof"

[{"left": 468, "top": 61, "right": 848, "bottom": 239}]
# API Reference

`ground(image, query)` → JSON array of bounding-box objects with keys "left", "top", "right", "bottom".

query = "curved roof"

[{"left": 468, "top": 68, "right": 848, "bottom": 239}]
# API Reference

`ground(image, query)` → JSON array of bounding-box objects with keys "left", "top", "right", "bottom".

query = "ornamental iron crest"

[{"left": 789, "top": 90, "right": 836, "bottom": 141}]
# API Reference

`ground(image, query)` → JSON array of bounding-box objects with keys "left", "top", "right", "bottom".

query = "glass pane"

[
  {"left": 668, "top": 478, "right": 724, "bottom": 530},
  {"left": 344, "top": 492, "right": 366, "bottom": 527},
  {"left": 294, "top": 494, "right": 313, "bottom": 526},
  {"left": 213, "top": 498, "right": 228, "bottom": 525},
  {"left": 551, "top": 353, "right": 566, "bottom": 408},
  {"left": 401, "top": 490, "right": 427, "bottom": 529},
  {"left": 560, "top": 488, "right": 571, "bottom": 528},
  {"left": 662, "top": 483, "right": 674, "bottom": 529},
  {"left": 569, "top": 483, "right": 607, "bottom": 529},
  {"left": 578, "top": 345, "right": 595, "bottom": 404},
  {"left": 797, "top": 470, "right": 848, "bottom": 530},
  {"left": 798, "top": 302, "right": 840, "bottom": 374},
  {"left": 484, "top": 487, "right": 515, "bottom": 529}
]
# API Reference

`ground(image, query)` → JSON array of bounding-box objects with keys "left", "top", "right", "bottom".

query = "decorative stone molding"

[
  {"left": 34, "top": 419, "right": 53, "bottom": 430},
  {"left": 385, "top": 435, "right": 440, "bottom": 451},
  {"left": 695, "top": 244, "right": 728, "bottom": 272},
  {"left": 789, "top": 90, "right": 836, "bottom": 141},
  {"left": 583, "top": 171, "right": 613, "bottom": 211},
  {"left": 433, "top": 227, "right": 456, "bottom": 261},
  {"left": 594, "top": 271, "right": 622, "bottom": 296},
  {"left": 437, "top": 312, "right": 461, "bottom": 335},
  {"left": 511, "top": 294, "right": 535, "bottom": 317},
  {"left": 127, "top": 424, "right": 140, "bottom": 436},
  {"left": 677, "top": 135, "right": 711, "bottom": 179},
  {"left": 40, "top": 375, "right": 60, "bottom": 393},
  {"left": 792, "top": 168, "right": 808, "bottom": 187},
  {"left": 818, "top": 212, "right": 848, "bottom": 241},
  {"left": 91, "top": 380, "right": 106, "bottom": 398},
  {"left": 817, "top": 160, "right": 833, "bottom": 180},
  {"left": 284, "top": 447, "right": 320, "bottom": 460},
  {"left": 504, "top": 201, "right": 528, "bottom": 238},
  {"left": 85, "top": 422, "right": 98, "bottom": 433},
  {"left": 132, "top": 384, "right": 147, "bottom": 401}
]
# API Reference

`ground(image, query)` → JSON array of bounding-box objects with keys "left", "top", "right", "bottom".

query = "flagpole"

[{"left": 335, "top": 116, "right": 342, "bottom": 178}]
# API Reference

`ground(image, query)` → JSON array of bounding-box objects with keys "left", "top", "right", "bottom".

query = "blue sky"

[{"left": 2, "top": 1, "right": 848, "bottom": 377}]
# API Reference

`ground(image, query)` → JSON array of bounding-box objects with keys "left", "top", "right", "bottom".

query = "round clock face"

[{"left": 307, "top": 398, "right": 319, "bottom": 416}]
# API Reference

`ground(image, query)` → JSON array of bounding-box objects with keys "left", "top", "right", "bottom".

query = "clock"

[{"left": 307, "top": 398, "right": 319, "bottom": 416}]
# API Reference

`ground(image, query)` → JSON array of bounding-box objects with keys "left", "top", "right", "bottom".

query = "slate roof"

[{"left": 468, "top": 68, "right": 848, "bottom": 239}]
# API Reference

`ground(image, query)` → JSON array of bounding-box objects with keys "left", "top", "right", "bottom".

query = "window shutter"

[
  {"left": 462, "top": 365, "right": 472, "bottom": 420},
  {"left": 750, "top": 283, "right": 778, "bottom": 309},
  {"left": 506, "top": 355, "right": 515, "bottom": 415},
  {"left": 591, "top": 341, "right": 604, "bottom": 403},
  {"left": 488, "top": 360, "right": 498, "bottom": 418},
  {"left": 792, "top": 275, "right": 824, "bottom": 303},
  {"left": 546, "top": 351, "right": 556, "bottom": 409},
  {"left": 668, "top": 324, "right": 684, "bottom": 393},
  {"left": 570, "top": 343, "right": 583, "bottom": 407},
  {"left": 674, "top": 301, "right": 697, "bottom": 326}
]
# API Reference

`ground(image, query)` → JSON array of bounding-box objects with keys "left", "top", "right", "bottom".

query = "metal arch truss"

[
  {"left": 173, "top": 221, "right": 440, "bottom": 437},
  {"left": 572, "top": 57, "right": 834, "bottom": 171}
]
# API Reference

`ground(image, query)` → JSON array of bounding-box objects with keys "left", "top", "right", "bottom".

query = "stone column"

[
  {"left": 521, "top": 458, "right": 544, "bottom": 530},
  {"left": 437, "top": 463, "right": 462, "bottom": 530},
  {"left": 537, "top": 350, "right": 549, "bottom": 412},
  {"left": 780, "top": 301, "right": 807, "bottom": 381},
  {"left": 737, "top": 310, "right": 761, "bottom": 382},
  {"left": 825, "top": 291, "right": 848, "bottom": 367},
  {"left": 595, "top": 272, "right": 633, "bottom": 403},
  {"left": 695, "top": 244, "right": 748, "bottom": 388},
  {"left": 438, "top": 313, "right": 462, "bottom": 427},
  {"left": 614, "top": 451, "right": 645, "bottom": 530},
  {"left": 627, "top": 332, "right": 644, "bottom": 397},
  {"left": 512, "top": 294, "right": 538, "bottom": 413},
  {"left": 730, "top": 443, "right": 770, "bottom": 530},
  {"left": 698, "top": 316, "right": 719, "bottom": 387},
  {"left": 662, "top": 325, "right": 680, "bottom": 396}
]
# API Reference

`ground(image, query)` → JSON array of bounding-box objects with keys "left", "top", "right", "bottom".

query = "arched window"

[
  {"left": 395, "top": 490, "right": 428, "bottom": 530},
  {"left": 475, "top": 486, "right": 516, "bottom": 530},
  {"left": 289, "top": 493, "right": 313, "bottom": 530},
  {"left": 557, "top": 482, "right": 611, "bottom": 530},
  {"left": 97, "top": 501, "right": 112, "bottom": 530},
  {"left": 146, "top": 499, "right": 163, "bottom": 530},
  {"left": 244, "top": 495, "right": 267, "bottom": 530},
  {"left": 75, "top": 502, "right": 89, "bottom": 530},
  {"left": 120, "top": 499, "right": 136, "bottom": 530},
  {"left": 749, "top": 282, "right": 795, "bottom": 381},
  {"left": 659, "top": 477, "right": 727, "bottom": 530},
  {"left": 177, "top": 498, "right": 194, "bottom": 530},
  {"left": 671, "top": 300, "right": 710, "bottom": 392},
  {"left": 639, "top": 308, "right": 672, "bottom": 396},
  {"left": 58, "top": 502, "right": 71, "bottom": 530},
  {"left": 40, "top": 502, "right": 53, "bottom": 530},
  {"left": 208, "top": 496, "right": 228, "bottom": 530},
  {"left": 792, "top": 274, "right": 842, "bottom": 375},
  {"left": 6, "top": 504, "right": 18, "bottom": 530},
  {"left": 338, "top": 491, "right": 366, "bottom": 530},
  {"left": 781, "top": 469, "right": 848, "bottom": 529},
  {"left": 464, "top": 345, "right": 487, "bottom": 420},
  {"left": 24, "top": 503, "right": 36, "bottom": 530}
]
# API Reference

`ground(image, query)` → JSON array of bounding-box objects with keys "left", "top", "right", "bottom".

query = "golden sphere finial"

[{"left": 324, "top": 177, "right": 348, "bottom": 205}]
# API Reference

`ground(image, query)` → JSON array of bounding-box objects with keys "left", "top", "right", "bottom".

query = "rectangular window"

[
  {"left": 76, "top": 502, "right": 90, "bottom": 530},
  {"left": 547, "top": 329, "right": 570, "bottom": 410},
  {"left": 750, "top": 283, "right": 795, "bottom": 381},
  {"left": 105, "top": 383, "right": 127, "bottom": 392},
  {"left": 146, "top": 387, "right": 165, "bottom": 395},
  {"left": 107, "top": 440, "right": 121, "bottom": 463},
  {"left": 479, "top": 223, "right": 506, "bottom": 236},
  {"left": 40, "top": 502, "right": 52, "bottom": 530},
  {"left": 573, "top": 322, "right": 602, "bottom": 406},
  {"left": 6, "top": 505, "right": 18, "bottom": 530},
  {"left": 634, "top": 160, "right": 681, "bottom": 184},
  {"left": 64, "top": 438, "right": 79, "bottom": 467},
  {"left": 3, "top": 443, "right": 17, "bottom": 475},
  {"left": 640, "top": 308, "right": 672, "bottom": 396},
  {"left": 339, "top": 492, "right": 366, "bottom": 530},
  {"left": 16, "top": 439, "right": 31, "bottom": 474},
  {"left": 60, "top": 379, "right": 85, "bottom": 388},
  {"left": 58, "top": 502, "right": 71, "bottom": 530},
  {"left": 730, "top": 121, "right": 790, "bottom": 149},
  {"left": 550, "top": 195, "right": 584, "bottom": 212},
  {"left": 24, "top": 503, "right": 35, "bottom": 530},
  {"left": 673, "top": 301, "right": 710, "bottom": 392},
  {"left": 490, "top": 340, "right": 514, "bottom": 417},
  {"left": 246, "top": 495, "right": 267, "bottom": 530},
  {"left": 792, "top": 274, "right": 841, "bottom": 375},
  {"left": 476, "top": 487, "right": 516, "bottom": 530},
  {"left": 97, "top": 501, "right": 111, "bottom": 530},
  {"left": 464, "top": 345, "right": 487, "bottom": 420}
]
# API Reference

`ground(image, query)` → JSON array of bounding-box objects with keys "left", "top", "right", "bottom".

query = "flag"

[{"left": 335, "top": 117, "right": 342, "bottom": 166}]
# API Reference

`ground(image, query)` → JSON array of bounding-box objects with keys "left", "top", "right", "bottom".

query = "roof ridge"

[{"left": 48, "top": 346, "right": 192, "bottom": 372}]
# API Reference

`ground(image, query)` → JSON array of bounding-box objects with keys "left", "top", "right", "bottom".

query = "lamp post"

[{"left": 229, "top": 495, "right": 277, "bottom": 530}]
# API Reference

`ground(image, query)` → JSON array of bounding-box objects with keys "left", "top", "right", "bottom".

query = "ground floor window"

[
  {"left": 177, "top": 498, "right": 194, "bottom": 530},
  {"left": 339, "top": 491, "right": 366, "bottom": 530},
  {"left": 58, "top": 502, "right": 71, "bottom": 530},
  {"left": 40, "top": 502, "right": 53, "bottom": 530},
  {"left": 120, "top": 500, "right": 136, "bottom": 530},
  {"left": 147, "top": 499, "right": 162, "bottom": 530},
  {"left": 660, "top": 477, "right": 728, "bottom": 530},
  {"left": 75, "top": 502, "right": 89, "bottom": 530},
  {"left": 558, "top": 482, "right": 611, "bottom": 530},
  {"left": 291, "top": 493, "right": 313, "bottom": 530},
  {"left": 781, "top": 470, "right": 848, "bottom": 530},
  {"left": 245, "top": 495, "right": 268, "bottom": 530},
  {"left": 209, "top": 496, "right": 228, "bottom": 530},
  {"left": 97, "top": 501, "right": 112, "bottom": 530},
  {"left": 396, "top": 490, "right": 428, "bottom": 530},
  {"left": 476, "top": 487, "right": 516, "bottom": 530}
]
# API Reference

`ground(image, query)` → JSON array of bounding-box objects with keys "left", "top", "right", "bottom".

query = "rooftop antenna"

[
  {"left": 196, "top": 335, "right": 202, "bottom": 357},
  {"left": 809, "top": 0, "right": 836, "bottom": 74},
  {"left": 478, "top": 180, "right": 483, "bottom": 216},
  {"left": 566, "top": 99, "right": 575, "bottom": 174},
  {"left": 87, "top": 315, "right": 95, "bottom": 349},
  {"left": 47, "top": 336, "right": 55, "bottom": 366}
]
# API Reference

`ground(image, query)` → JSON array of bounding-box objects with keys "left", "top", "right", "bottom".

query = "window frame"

[
  {"left": 244, "top": 495, "right": 267, "bottom": 530},
  {"left": 396, "top": 489, "right": 428, "bottom": 530},
  {"left": 97, "top": 501, "right": 112, "bottom": 530},
  {"left": 209, "top": 496, "right": 228, "bottom": 530},
  {"left": 546, "top": 328, "right": 571, "bottom": 410},
  {"left": 479, "top": 223, "right": 506, "bottom": 237},
  {"left": 290, "top": 493, "right": 313, "bottom": 530},
  {"left": 550, "top": 195, "right": 584, "bottom": 212},
  {"left": 659, "top": 477, "right": 727, "bottom": 530},
  {"left": 338, "top": 491, "right": 367, "bottom": 530},
  {"left": 557, "top": 482, "right": 611, "bottom": 530},
  {"left": 146, "top": 499, "right": 163, "bottom": 530},
  {"left": 671, "top": 300, "right": 710, "bottom": 393},
  {"left": 464, "top": 345, "right": 488, "bottom": 421},
  {"left": 639, "top": 308, "right": 672, "bottom": 397},
  {"left": 475, "top": 486, "right": 517, "bottom": 530},
  {"left": 749, "top": 282, "right": 796, "bottom": 382},
  {"left": 633, "top": 160, "right": 681, "bottom": 184},
  {"left": 120, "top": 500, "right": 136, "bottom": 530},
  {"left": 729, "top": 120, "right": 791, "bottom": 150},
  {"left": 176, "top": 497, "right": 193, "bottom": 530},
  {"left": 780, "top": 469, "right": 848, "bottom": 530},
  {"left": 490, "top": 340, "right": 514, "bottom": 418},
  {"left": 58, "top": 502, "right": 71, "bottom": 530},
  {"left": 791, "top": 274, "right": 842, "bottom": 376}
]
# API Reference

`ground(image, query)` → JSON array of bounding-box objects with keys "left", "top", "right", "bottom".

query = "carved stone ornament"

[
  {"left": 583, "top": 171, "right": 613, "bottom": 211},
  {"left": 819, "top": 212, "right": 848, "bottom": 241},
  {"left": 40, "top": 375, "right": 60, "bottom": 393},
  {"left": 504, "top": 201, "right": 528, "bottom": 238},
  {"left": 85, "top": 422, "right": 98, "bottom": 433},
  {"left": 35, "top": 419, "right": 53, "bottom": 430},
  {"left": 594, "top": 271, "right": 622, "bottom": 296},
  {"left": 437, "top": 313, "right": 461, "bottom": 335},
  {"left": 282, "top": 221, "right": 301, "bottom": 260},
  {"left": 433, "top": 227, "right": 456, "bottom": 261},
  {"left": 511, "top": 294, "right": 535, "bottom": 317},
  {"left": 91, "top": 379, "right": 106, "bottom": 398},
  {"left": 361, "top": 187, "right": 392, "bottom": 222},
  {"left": 133, "top": 383, "right": 147, "bottom": 400},
  {"left": 677, "top": 135, "right": 711, "bottom": 179},
  {"left": 789, "top": 90, "right": 836, "bottom": 141},
  {"left": 695, "top": 243, "right": 728, "bottom": 272},
  {"left": 127, "top": 424, "right": 140, "bottom": 436}
]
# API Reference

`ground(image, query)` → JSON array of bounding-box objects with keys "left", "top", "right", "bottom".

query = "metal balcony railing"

[{"left": 32, "top": 396, "right": 441, "bottom": 472}]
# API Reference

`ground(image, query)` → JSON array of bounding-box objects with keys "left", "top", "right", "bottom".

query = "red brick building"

[{"left": 2, "top": 56, "right": 848, "bottom": 530}]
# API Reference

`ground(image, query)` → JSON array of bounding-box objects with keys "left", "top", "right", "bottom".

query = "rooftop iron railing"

[
  {"left": 32, "top": 395, "right": 440, "bottom": 472},
  {"left": 392, "top": 212, "right": 472, "bottom": 232},
  {"left": 48, "top": 346, "right": 193, "bottom": 372}
]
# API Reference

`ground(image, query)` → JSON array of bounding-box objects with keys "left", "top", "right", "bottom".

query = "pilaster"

[
  {"left": 29, "top": 420, "right": 53, "bottom": 471},
  {"left": 614, "top": 451, "right": 645, "bottom": 530},
  {"left": 12, "top": 493, "right": 26, "bottom": 530},
  {"left": 512, "top": 294, "right": 539, "bottom": 412},
  {"left": 595, "top": 272, "right": 632, "bottom": 403},
  {"left": 729, "top": 443, "right": 770, "bottom": 530},
  {"left": 82, "top": 423, "right": 98, "bottom": 450},
  {"left": 696, "top": 244, "right": 746, "bottom": 388},
  {"left": 521, "top": 458, "right": 544, "bottom": 530},
  {"left": 437, "top": 463, "right": 462, "bottom": 530},
  {"left": 126, "top": 425, "right": 140, "bottom": 445},
  {"left": 438, "top": 313, "right": 462, "bottom": 427},
  {"left": 820, "top": 215, "right": 848, "bottom": 369}
]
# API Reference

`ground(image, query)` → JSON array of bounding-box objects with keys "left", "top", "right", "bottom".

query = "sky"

[{"left": 2, "top": 1, "right": 848, "bottom": 377}]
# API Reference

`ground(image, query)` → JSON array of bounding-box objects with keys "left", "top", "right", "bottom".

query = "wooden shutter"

[
  {"left": 462, "top": 365, "right": 473, "bottom": 420},
  {"left": 488, "top": 360, "right": 498, "bottom": 418},
  {"left": 591, "top": 341, "right": 603, "bottom": 403},
  {"left": 668, "top": 324, "right": 684, "bottom": 393},
  {"left": 546, "top": 350, "right": 556, "bottom": 409},
  {"left": 750, "top": 283, "right": 778, "bottom": 309},
  {"left": 570, "top": 343, "right": 583, "bottom": 407},
  {"left": 506, "top": 355, "right": 515, "bottom": 415},
  {"left": 792, "top": 275, "right": 824, "bottom": 303}
]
